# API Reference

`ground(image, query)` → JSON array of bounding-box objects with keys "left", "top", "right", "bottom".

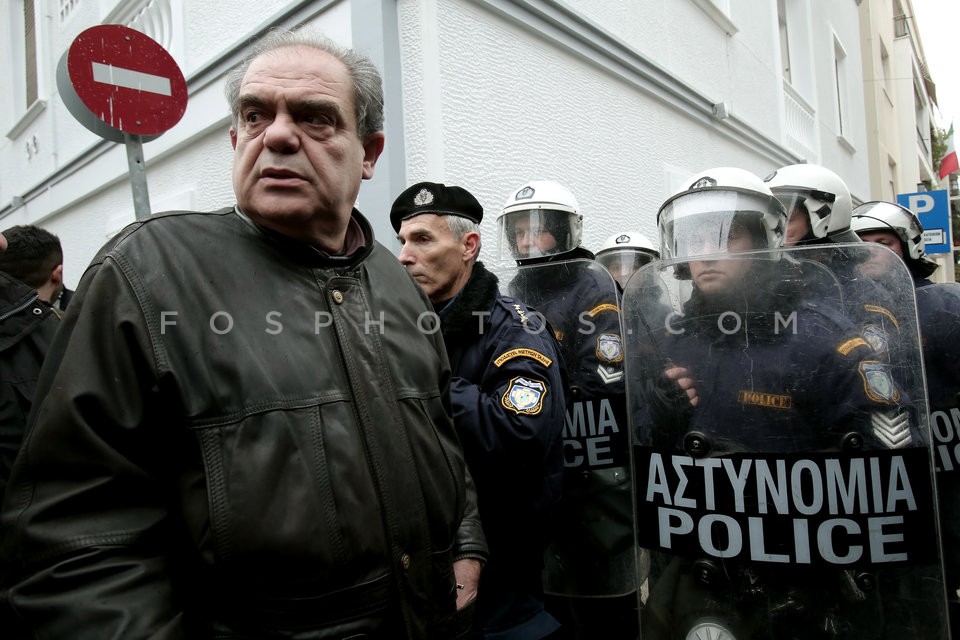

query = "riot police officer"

[
  {"left": 625, "top": 167, "right": 943, "bottom": 639},
  {"left": 595, "top": 231, "right": 659, "bottom": 290},
  {"left": 852, "top": 200, "right": 960, "bottom": 635},
  {"left": 764, "top": 164, "right": 903, "bottom": 360},
  {"left": 497, "top": 180, "right": 637, "bottom": 639}
]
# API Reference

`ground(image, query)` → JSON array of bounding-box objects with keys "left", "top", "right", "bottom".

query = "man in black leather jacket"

[
  {"left": 393, "top": 182, "right": 565, "bottom": 639},
  {"left": 0, "top": 30, "right": 486, "bottom": 639}
]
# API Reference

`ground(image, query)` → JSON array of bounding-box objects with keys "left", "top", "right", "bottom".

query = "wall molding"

[{"left": 469, "top": 0, "right": 797, "bottom": 166}]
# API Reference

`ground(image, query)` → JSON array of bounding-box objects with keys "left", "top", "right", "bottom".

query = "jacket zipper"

[{"left": 0, "top": 293, "right": 40, "bottom": 322}]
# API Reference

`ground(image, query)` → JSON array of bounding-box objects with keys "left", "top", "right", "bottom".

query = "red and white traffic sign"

[{"left": 57, "top": 24, "right": 187, "bottom": 142}]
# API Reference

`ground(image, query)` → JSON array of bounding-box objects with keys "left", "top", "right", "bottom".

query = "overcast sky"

[{"left": 912, "top": 0, "right": 959, "bottom": 132}]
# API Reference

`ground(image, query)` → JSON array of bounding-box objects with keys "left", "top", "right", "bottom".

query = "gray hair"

[
  {"left": 224, "top": 28, "right": 384, "bottom": 138},
  {"left": 445, "top": 216, "right": 482, "bottom": 258}
]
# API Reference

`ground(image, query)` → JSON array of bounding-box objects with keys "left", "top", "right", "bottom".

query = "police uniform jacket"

[
  {"left": 439, "top": 261, "right": 564, "bottom": 634},
  {"left": 507, "top": 248, "right": 635, "bottom": 596},
  {"left": 914, "top": 278, "right": 960, "bottom": 410},
  {"left": 0, "top": 208, "right": 487, "bottom": 639},
  {"left": 0, "top": 272, "right": 57, "bottom": 503},
  {"left": 646, "top": 264, "right": 914, "bottom": 453}
]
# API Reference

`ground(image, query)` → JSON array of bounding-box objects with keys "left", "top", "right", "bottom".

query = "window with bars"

[
  {"left": 59, "top": 0, "right": 81, "bottom": 23},
  {"left": 23, "top": 0, "right": 37, "bottom": 109}
]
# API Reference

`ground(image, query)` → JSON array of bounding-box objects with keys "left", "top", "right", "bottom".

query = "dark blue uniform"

[
  {"left": 644, "top": 280, "right": 913, "bottom": 452},
  {"left": 439, "top": 261, "right": 565, "bottom": 639},
  {"left": 633, "top": 262, "right": 930, "bottom": 640},
  {"left": 508, "top": 249, "right": 636, "bottom": 640},
  {"left": 807, "top": 250, "right": 905, "bottom": 362},
  {"left": 915, "top": 279, "right": 960, "bottom": 632}
]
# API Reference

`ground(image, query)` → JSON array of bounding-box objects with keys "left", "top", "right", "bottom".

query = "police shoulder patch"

[
  {"left": 864, "top": 304, "right": 899, "bottom": 330},
  {"left": 837, "top": 337, "right": 870, "bottom": 356},
  {"left": 587, "top": 303, "right": 619, "bottom": 317},
  {"left": 596, "top": 332, "right": 623, "bottom": 363},
  {"left": 493, "top": 348, "right": 553, "bottom": 368},
  {"left": 858, "top": 361, "right": 900, "bottom": 403},
  {"left": 501, "top": 377, "right": 547, "bottom": 415}
]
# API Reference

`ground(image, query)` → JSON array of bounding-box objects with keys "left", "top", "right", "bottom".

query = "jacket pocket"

[{"left": 188, "top": 399, "right": 386, "bottom": 580}]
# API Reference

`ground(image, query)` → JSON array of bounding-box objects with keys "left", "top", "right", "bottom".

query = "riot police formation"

[
  {"left": 622, "top": 167, "right": 947, "bottom": 639},
  {"left": 496, "top": 181, "right": 638, "bottom": 639},
  {"left": 392, "top": 182, "right": 566, "bottom": 639},
  {"left": 595, "top": 231, "right": 660, "bottom": 290},
  {"left": 852, "top": 200, "right": 960, "bottom": 636}
]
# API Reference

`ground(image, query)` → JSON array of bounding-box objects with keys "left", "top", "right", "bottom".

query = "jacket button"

[
  {"left": 400, "top": 553, "right": 411, "bottom": 570},
  {"left": 332, "top": 290, "right": 344, "bottom": 304}
]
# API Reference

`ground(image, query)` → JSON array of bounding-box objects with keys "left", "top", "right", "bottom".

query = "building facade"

[{"left": 1, "top": 0, "right": 879, "bottom": 284}]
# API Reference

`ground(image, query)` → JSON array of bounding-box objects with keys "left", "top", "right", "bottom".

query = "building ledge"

[{"left": 6, "top": 99, "right": 47, "bottom": 140}]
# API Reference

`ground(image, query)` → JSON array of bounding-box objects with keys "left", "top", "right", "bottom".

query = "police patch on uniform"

[
  {"left": 861, "top": 325, "right": 889, "bottom": 354},
  {"left": 858, "top": 361, "right": 900, "bottom": 403},
  {"left": 587, "top": 303, "right": 619, "bottom": 317},
  {"left": 864, "top": 304, "right": 899, "bottom": 329},
  {"left": 837, "top": 337, "right": 869, "bottom": 356},
  {"left": 596, "top": 333, "right": 623, "bottom": 363},
  {"left": 502, "top": 377, "right": 547, "bottom": 415},
  {"left": 494, "top": 348, "right": 553, "bottom": 368}
]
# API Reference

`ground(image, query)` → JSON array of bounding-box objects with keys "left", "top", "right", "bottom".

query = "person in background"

[
  {"left": 0, "top": 28, "right": 486, "bottom": 639},
  {"left": 852, "top": 200, "right": 960, "bottom": 634},
  {"left": 0, "top": 225, "right": 65, "bottom": 309},
  {"left": 0, "top": 230, "right": 59, "bottom": 504},
  {"left": 393, "top": 180, "right": 566, "bottom": 639},
  {"left": 497, "top": 180, "right": 637, "bottom": 640},
  {"left": 764, "top": 164, "right": 902, "bottom": 361},
  {"left": 595, "top": 231, "right": 659, "bottom": 290}
]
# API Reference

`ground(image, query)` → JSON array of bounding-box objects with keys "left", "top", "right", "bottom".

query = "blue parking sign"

[{"left": 897, "top": 189, "right": 953, "bottom": 254}]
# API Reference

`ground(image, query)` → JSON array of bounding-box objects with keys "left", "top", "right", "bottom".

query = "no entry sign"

[{"left": 57, "top": 24, "right": 187, "bottom": 142}]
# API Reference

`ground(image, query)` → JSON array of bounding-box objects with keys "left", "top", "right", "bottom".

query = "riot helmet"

[
  {"left": 658, "top": 167, "right": 787, "bottom": 263},
  {"left": 852, "top": 200, "right": 938, "bottom": 277},
  {"left": 596, "top": 231, "right": 658, "bottom": 288},
  {"left": 497, "top": 180, "right": 583, "bottom": 262},
  {"left": 763, "top": 163, "right": 859, "bottom": 245}
]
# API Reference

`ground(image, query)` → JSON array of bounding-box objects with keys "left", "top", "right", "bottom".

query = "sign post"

[{"left": 57, "top": 24, "right": 187, "bottom": 220}]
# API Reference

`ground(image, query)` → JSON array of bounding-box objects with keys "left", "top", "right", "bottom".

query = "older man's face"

[
  {"left": 397, "top": 215, "right": 476, "bottom": 304},
  {"left": 230, "top": 46, "right": 384, "bottom": 250},
  {"left": 0, "top": 232, "right": 6, "bottom": 251}
]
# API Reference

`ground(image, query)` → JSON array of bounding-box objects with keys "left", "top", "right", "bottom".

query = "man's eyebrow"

[
  {"left": 290, "top": 97, "right": 344, "bottom": 118},
  {"left": 237, "top": 95, "right": 270, "bottom": 112}
]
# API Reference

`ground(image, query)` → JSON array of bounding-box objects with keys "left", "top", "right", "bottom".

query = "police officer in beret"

[{"left": 393, "top": 182, "right": 566, "bottom": 639}]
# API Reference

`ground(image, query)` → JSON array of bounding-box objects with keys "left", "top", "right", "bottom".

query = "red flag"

[{"left": 940, "top": 123, "right": 958, "bottom": 180}]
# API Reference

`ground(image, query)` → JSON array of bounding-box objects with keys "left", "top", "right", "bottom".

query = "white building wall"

[{"left": 1, "top": 0, "right": 869, "bottom": 287}]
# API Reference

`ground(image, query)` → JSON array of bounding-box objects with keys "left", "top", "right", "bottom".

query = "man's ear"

[
  {"left": 462, "top": 231, "right": 480, "bottom": 262},
  {"left": 50, "top": 263, "right": 63, "bottom": 287},
  {"left": 361, "top": 131, "right": 386, "bottom": 180},
  {"left": 230, "top": 127, "right": 238, "bottom": 150}
]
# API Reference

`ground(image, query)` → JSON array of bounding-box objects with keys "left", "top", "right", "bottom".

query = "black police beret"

[{"left": 390, "top": 182, "right": 483, "bottom": 232}]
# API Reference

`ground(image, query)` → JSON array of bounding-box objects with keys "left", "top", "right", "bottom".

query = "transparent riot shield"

[
  {"left": 912, "top": 281, "right": 960, "bottom": 633},
  {"left": 622, "top": 244, "right": 948, "bottom": 640},
  {"left": 497, "top": 258, "right": 638, "bottom": 605}
]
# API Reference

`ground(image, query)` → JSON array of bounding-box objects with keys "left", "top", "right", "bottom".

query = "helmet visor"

[
  {"left": 659, "top": 190, "right": 777, "bottom": 261},
  {"left": 498, "top": 209, "right": 579, "bottom": 260},
  {"left": 597, "top": 249, "right": 655, "bottom": 287},
  {"left": 771, "top": 187, "right": 836, "bottom": 244}
]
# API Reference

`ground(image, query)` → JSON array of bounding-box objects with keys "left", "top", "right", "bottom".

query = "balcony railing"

[{"left": 783, "top": 81, "right": 817, "bottom": 162}]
